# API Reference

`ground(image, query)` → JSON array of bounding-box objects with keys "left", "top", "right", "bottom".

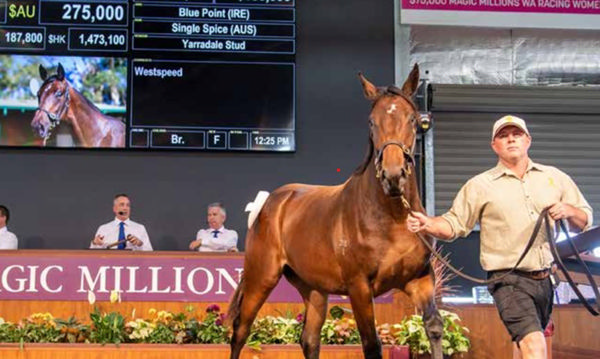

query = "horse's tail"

[
  {"left": 226, "top": 276, "right": 244, "bottom": 327},
  {"left": 245, "top": 191, "right": 270, "bottom": 229}
]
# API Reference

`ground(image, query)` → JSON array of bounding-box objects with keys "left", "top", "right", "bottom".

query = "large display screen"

[{"left": 0, "top": 0, "right": 295, "bottom": 151}]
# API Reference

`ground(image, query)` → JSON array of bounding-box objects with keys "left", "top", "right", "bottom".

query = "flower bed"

[{"left": 0, "top": 304, "right": 469, "bottom": 357}]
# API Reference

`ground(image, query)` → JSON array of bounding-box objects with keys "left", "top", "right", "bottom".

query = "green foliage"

[
  {"left": 440, "top": 310, "right": 470, "bottom": 356},
  {"left": 89, "top": 308, "right": 126, "bottom": 345},
  {"left": 125, "top": 318, "right": 155, "bottom": 342},
  {"left": 175, "top": 317, "right": 201, "bottom": 344},
  {"left": 328, "top": 305, "right": 346, "bottom": 320},
  {"left": 196, "top": 306, "right": 230, "bottom": 344},
  {"left": 55, "top": 316, "right": 90, "bottom": 343},
  {"left": 0, "top": 55, "right": 127, "bottom": 104},
  {"left": 146, "top": 324, "right": 176, "bottom": 344},
  {"left": 0, "top": 318, "right": 20, "bottom": 343},
  {"left": 123, "top": 306, "right": 230, "bottom": 345},
  {"left": 18, "top": 313, "right": 62, "bottom": 343},
  {"left": 394, "top": 314, "right": 429, "bottom": 354},
  {"left": 320, "top": 317, "right": 361, "bottom": 344},
  {"left": 247, "top": 315, "right": 302, "bottom": 348},
  {"left": 392, "top": 309, "right": 470, "bottom": 356},
  {"left": 0, "top": 305, "right": 469, "bottom": 356},
  {"left": 319, "top": 306, "right": 361, "bottom": 345}
]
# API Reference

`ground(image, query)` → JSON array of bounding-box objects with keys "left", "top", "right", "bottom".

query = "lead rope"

[
  {"left": 549, "top": 219, "right": 600, "bottom": 315},
  {"left": 401, "top": 195, "right": 600, "bottom": 315},
  {"left": 400, "top": 194, "right": 546, "bottom": 285}
]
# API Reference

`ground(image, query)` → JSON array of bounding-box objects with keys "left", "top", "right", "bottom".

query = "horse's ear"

[
  {"left": 401, "top": 64, "right": 420, "bottom": 97},
  {"left": 57, "top": 63, "right": 65, "bottom": 81},
  {"left": 358, "top": 72, "right": 380, "bottom": 102},
  {"left": 39, "top": 65, "right": 47, "bottom": 81}
]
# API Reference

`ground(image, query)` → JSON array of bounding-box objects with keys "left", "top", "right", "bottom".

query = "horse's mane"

[
  {"left": 353, "top": 136, "right": 374, "bottom": 176},
  {"left": 70, "top": 86, "right": 105, "bottom": 114},
  {"left": 40, "top": 75, "right": 106, "bottom": 115}
]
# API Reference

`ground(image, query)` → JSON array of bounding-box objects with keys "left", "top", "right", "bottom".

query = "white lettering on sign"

[
  {"left": 0, "top": 265, "right": 63, "bottom": 293},
  {"left": 215, "top": 267, "right": 242, "bottom": 294},
  {"left": 172, "top": 267, "right": 185, "bottom": 293},
  {"left": 78, "top": 266, "right": 109, "bottom": 293},
  {"left": 128, "top": 267, "right": 149, "bottom": 293},
  {"left": 0, "top": 260, "right": 257, "bottom": 301},
  {"left": 149, "top": 266, "right": 171, "bottom": 293},
  {"left": 40, "top": 266, "right": 63, "bottom": 293},
  {"left": 572, "top": 0, "right": 600, "bottom": 8},
  {"left": 2, "top": 265, "right": 26, "bottom": 292}
]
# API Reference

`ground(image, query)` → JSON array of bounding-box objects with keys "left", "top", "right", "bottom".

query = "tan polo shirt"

[{"left": 441, "top": 160, "right": 593, "bottom": 272}]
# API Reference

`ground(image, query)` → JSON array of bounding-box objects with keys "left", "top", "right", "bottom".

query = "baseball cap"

[{"left": 492, "top": 115, "right": 530, "bottom": 140}]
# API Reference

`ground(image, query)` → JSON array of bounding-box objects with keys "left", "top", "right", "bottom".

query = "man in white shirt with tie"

[
  {"left": 90, "top": 194, "right": 153, "bottom": 251},
  {"left": 189, "top": 202, "right": 238, "bottom": 252},
  {"left": 0, "top": 205, "right": 18, "bottom": 250}
]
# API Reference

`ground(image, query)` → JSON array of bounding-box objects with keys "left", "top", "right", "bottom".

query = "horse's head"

[
  {"left": 359, "top": 64, "right": 421, "bottom": 197},
  {"left": 31, "top": 63, "right": 70, "bottom": 141}
]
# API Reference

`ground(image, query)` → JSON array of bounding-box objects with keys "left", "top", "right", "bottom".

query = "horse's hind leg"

[
  {"left": 405, "top": 271, "right": 443, "bottom": 359},
  {"left": 284, "top": 269, "right": 328, "bottom": 359},
  {"left": 423, "top": 299, "right": 443, "bottom": 359},
  {"left": 301, "top": 291, "right": 328, "bottom": 359},
  {"left": 229, "top": 251, "right": 283, "bottom": 359},
  {"left": 348, "top": 281, "right": 382, "bottom": 359}
]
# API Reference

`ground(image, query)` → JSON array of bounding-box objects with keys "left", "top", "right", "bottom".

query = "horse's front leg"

[
  {"left": 405, "top": 271, "right": 443, "bottom": 359},
  {"left": 348, "top": 281, "right": 382, "bottom": 359}
]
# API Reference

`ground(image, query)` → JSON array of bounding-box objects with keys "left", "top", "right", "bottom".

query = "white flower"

[
  {"left": 110, "top": 290, "right": 121, "bottom": 303},
  {"left": 87, "top": 291, "right": 96, "bottom": 305},
  {"left": 126, "top": 319, "right": 155, "bottom": 340}
]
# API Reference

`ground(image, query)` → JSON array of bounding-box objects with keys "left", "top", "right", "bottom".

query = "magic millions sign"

[
  {"left": 400, "top": 0, "right": 600, "bottom": 29},
  {"left": 0, "top": 252, "right": 392, "bottom": 303}
]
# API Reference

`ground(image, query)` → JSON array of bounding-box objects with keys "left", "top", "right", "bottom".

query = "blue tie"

[
  {"left": 212, "top": 230, "right": 219, "bottom": 238},
  {"left": 118, "top": 222, "right": 126, "bottom": 249}
]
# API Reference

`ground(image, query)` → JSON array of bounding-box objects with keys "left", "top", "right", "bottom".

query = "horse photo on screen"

[
  {"left": 31, "top": 63, "right": 125, "bottom": 148},
  {"left": 228, "top": 64, "right": 443, "bottom": 359}
]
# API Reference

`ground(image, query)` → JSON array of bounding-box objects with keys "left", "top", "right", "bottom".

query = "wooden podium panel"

[
  {"left": 1, "top": 250, "right": 600, "bottom": 359},
  {"left": 0, "top": 344, "right": 402, "bottom": 359}
]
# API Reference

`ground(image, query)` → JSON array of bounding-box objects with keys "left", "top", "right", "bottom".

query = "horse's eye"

[
  {"left": 368, "top": 119, "right": 374, "bottom": 128},
  {"left": 55, "top": 91, "right": 63, "bottom": 97}
]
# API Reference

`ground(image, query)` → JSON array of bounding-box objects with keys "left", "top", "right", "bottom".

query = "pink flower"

[
  {"left": 206, "top": 304, "right": 221, "bottom": 313},
  {"left": 296, "top": 313, "right": 304, "bottom": 323},
  {"left": 215, "top": 313, "right": 226, "bottom": 326}
]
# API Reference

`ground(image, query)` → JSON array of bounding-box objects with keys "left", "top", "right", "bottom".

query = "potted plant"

[
  {"left": 392, "top": 309, "right": 470, "bottom": 358},
  {"left": 89, "top": 308, "right": 126, "bottom": 344}
]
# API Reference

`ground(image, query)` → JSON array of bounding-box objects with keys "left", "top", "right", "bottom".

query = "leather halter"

[
  {"left": 374, "top": 140, "right": 415, "bottom": 179},
  {"left": 36, "top": 81, "right": 70, "bottom": 127},
  {"left": 371, "top": 86, "right": 418, "bottom": 185}
]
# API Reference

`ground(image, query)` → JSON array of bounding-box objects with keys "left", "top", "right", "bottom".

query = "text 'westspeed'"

[{"left": 134, "top": 66, "right": 184, "bottom": 78}]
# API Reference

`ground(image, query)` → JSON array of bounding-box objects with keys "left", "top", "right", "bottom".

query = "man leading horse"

[{"left": 408, "top": 115, "right": 593, "bottom": 359}]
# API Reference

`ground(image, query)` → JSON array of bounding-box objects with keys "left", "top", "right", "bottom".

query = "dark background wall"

[{"left": 1, "top": 1, "right": 396, "bottom": 250}]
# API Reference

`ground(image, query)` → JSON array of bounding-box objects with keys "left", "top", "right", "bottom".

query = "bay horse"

[
  {"left": 228, "top": 64, "right": 443, "bottom": 359},
  {"left": 31, "top": 63, "right": 125, "bottom": 148}
]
